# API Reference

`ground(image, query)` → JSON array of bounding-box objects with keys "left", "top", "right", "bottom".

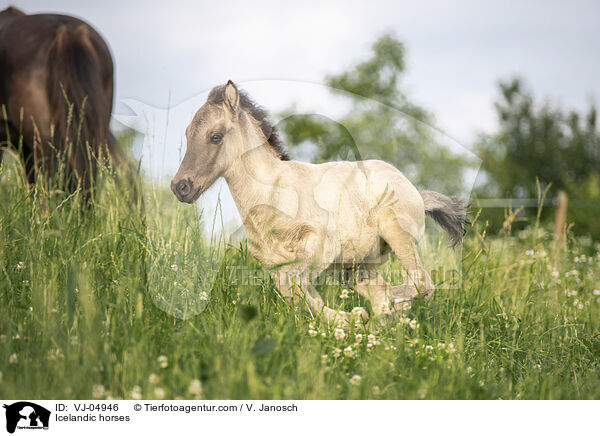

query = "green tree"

[
  {"left": 279, "top": 34, "right": 471, "bottom": 194},
  {"left": 476, "top": 78, "right": 600, "bottom": 239}
]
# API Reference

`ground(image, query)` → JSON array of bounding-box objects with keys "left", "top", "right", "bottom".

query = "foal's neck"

[{"left": 223, "top": 119, "right": 286, "bottom": 218}]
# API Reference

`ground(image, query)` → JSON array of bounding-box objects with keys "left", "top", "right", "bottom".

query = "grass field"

[{"left": 1, "top": 153, "right": 599, "bottom": 400}]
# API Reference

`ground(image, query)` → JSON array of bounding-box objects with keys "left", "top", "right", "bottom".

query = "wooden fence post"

[{"left": 553, "top": 191, "right": 568, "bottom": 262}]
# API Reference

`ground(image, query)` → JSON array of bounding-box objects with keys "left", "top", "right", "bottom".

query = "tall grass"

[{"left": 0, "top": 151, "right": 599, "bottom": 400}]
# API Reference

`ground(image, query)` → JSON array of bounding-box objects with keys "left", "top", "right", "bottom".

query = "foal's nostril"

[{"left": 175, "top": 179, "right": 192, "bottom": 197}]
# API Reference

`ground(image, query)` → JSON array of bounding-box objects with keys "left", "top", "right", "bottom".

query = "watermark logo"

[{"left": 3, "top": 402, "right": 50, "bottom": 434}]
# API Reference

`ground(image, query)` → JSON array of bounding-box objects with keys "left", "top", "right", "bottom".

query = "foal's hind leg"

[{"left": 378, "top": 222, "right": 434, "bottom": 308}]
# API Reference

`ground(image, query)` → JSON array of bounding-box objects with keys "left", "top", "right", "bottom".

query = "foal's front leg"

[{"left": 271, "top": 268, "right": 368, "bottom": 327}]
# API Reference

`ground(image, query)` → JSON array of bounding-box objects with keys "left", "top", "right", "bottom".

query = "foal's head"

[{"left": 171, "top": 80, "right": 288, "bottom": 203}]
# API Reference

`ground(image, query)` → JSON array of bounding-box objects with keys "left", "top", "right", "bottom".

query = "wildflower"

[
  {"left": 349, "top": 374, "right": 361, "bottom": 386},
  {"left": 170, "top": 264, "right": 178, "bottom": 272},
  {"left": 367, "top": 334, "right": 380, "bottom": 348},
  {"left": 334, "top": 328, "right": 346, "bottom": 341},
  {"left": 9, "top": 353, "right": 18, "bottom": 364},
  {"left": 409, "top": 319, "right": 419, "bottom": 330},
  {"left": 593, "top": 290, "right": 600, "bottom": 296},
  {"left": 23, "top": 280, "right": 29, "bottom": 288},
  {"left": 148, "top": 373, "right": 159, "bottom": 385},
  {"left": 199, "top": 291, "right": 209, "bottom": 302},
  {"left": 320, "top": 332, "right": 327, "bottom": 338},
  {"left": 551, "top": 268, "right": 560, "bottom": 279},
  {"left": 447, "top": 343, "right": 456, "bottom": 354},
  {"left": 321, "top": 354, "right": 328, "bottom": 362},
  {"left": 525, "top": 249, "right": 534, "bottom": 256},
  {"left": 188, "top": 379, "right": 203, "bottom": 397},
  {"left": 332, "top": 347, "right": 342, "bottom": 358},
  {"left": 466, "top": 366, "right": 473, "bottom": 374},
  {"left": 340, "top": 289, "right": 350, "bottom": 300},
  {"left": 344, "top": 346, "right": 356, "bottom": 358},
  {"left": 355, "top": 333, "right": 363, "bottom": 342},
  {"left": 308, "top": 329, "right": 317, "bottom": 337},
  {"left": 92, "top": 384, "right": 105, "bottom": 399},
  {"left": 130, "top": 385, "right": 142, "bottom": 400},
  {"left": 16, "top": 262, "right": 24, "bottom": 271},
  {"left": 153, "top": 387, "right": 165, "bottom": 399},
  {"left": 425, "top": 345, "right": 434, "bottom": 352},
  {"left": 157, "top": 355, "right": 168, "bottom": 368}
]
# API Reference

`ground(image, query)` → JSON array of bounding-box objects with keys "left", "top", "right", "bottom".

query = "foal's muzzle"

[{"left": 171, "top": 178, "right": 202, "bottom": 203}]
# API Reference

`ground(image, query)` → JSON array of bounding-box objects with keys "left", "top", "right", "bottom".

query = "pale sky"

[{"left": 6, "top": 0, "right": 600, "bottom": 146}]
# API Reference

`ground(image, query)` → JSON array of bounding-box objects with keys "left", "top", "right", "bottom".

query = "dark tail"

[
  {"left": 46, "top": 23, "right": 114, "bottom": 189},
  {"left": 420, "top": 190, "right": 470, "bottom": 247}
]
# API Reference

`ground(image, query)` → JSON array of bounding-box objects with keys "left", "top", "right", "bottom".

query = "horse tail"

[
  {"left": 46, "top": 23, "right": 112, "bottom": 189},
  {"left": 420, "top": 190, "right": 470, "bottom": 247}
]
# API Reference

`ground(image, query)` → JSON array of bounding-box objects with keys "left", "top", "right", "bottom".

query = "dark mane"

[{"left": 208, "top": 84, "right": 290, "bottom": 161}]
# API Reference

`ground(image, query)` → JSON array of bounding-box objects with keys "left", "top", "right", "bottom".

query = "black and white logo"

[{"left": 3, "top": 402, "right": 50, "bottom": 434}]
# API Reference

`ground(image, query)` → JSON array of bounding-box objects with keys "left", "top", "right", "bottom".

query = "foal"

[{"left": 172, "top": 81, "right": 468, "bottom": 325}]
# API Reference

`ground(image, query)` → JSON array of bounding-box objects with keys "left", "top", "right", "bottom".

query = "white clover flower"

[
  {"left": 153, "top": 387, "right": 165, "bottom": 399},
  {"left": 355, "top": 333, "right": 363, "bottom": 342},
  {"left": 199, "top": 291, "right": 209, "bottom": 302},
  {"left": 349, "top": 374, "right": 361, "bottom": 386},
  {"left": 92, "top": 384, "right": 105, "bottom": 399},
  {"left": 188, "top": 379, "right": 203, "bottom": 396},
  {"left": 170, "top": 264, "right": 178, "bottom": 272},
  {"left": 447, "top": 343, "right": 456, "bottom": 353},
  {"left": 425, "top": 345, "right": 434, "bottom": 352},
  {"left": 409, "top": 319, "right": 419, "bottom": 330},
  {"left": 9, "top": 353, "right": 18, "bottom": 364},
  {"left": 525, "top": 249, "right": 534, "bottom": 256},
  {"left": 308, "top": 329, "right": 318, "bottom": 337},
  {"left": 332, "top": 347, "right": 342, "bottom": 358},
  {"left": 130, "top": 385, "right": 142, "bottom": 400},
  {"left": 343, "top": 346, "right": 356, "bottom": 358},
  {"left": 157, "top": 355, "right": 168, "bottom": 368},
  {"left": 334, "top": 328, "right": 346, "bottom": 340},
  {"left": 339, "top": 289, "right": 350, "bottom": 300},
  {"left": 466, "top": 366, "right": 473, "bottom": 374},
  {"left": 551, "top": 268, "right": 560, "bottom": 279},
  {"left": 148, "top": 373, "right": 159, "bottom": 385},
  {"left": 593, "top": 290, "right": 600, "bottom": 296},
  {"left": 16, "top": 261, "right": 24, "bottom": 271}
]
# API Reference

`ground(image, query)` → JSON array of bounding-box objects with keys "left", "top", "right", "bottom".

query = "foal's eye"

[{"left": 210, "top": 133, "right": 223, "bottom": 144}]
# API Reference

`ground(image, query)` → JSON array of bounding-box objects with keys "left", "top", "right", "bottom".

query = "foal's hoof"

[{"left": 390, "top": 284, "right": 418, "bottom": 303}]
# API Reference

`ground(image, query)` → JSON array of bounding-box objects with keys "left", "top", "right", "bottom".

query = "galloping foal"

[{"left": 172, "top": 81, "right": 468, "bottom": 325}]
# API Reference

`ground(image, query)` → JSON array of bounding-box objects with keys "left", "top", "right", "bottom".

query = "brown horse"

[{"left": 0, "top": 6, "right": 121, "bottom": 191}]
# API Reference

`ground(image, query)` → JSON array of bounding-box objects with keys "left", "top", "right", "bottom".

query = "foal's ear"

[{"left": 224, "top": 80, "right": 239, "bottom": 115}]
